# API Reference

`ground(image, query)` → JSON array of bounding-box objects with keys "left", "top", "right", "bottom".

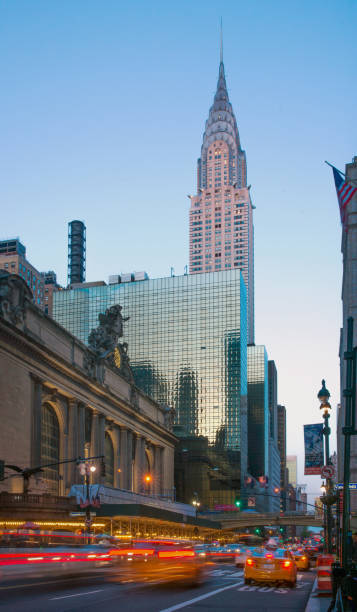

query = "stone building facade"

[
  {"left": 0, "top": 270, "right": 176, "bottom": 499},
  {"left": 337, "top": 156, "right": 357, "bottom": 523}
]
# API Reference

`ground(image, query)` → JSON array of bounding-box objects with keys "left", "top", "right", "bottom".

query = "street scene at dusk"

[{"left": 1, "top": 1, "right": 357, "bottom": 610}]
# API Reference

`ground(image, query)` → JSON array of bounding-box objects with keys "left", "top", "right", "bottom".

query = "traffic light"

[
  {"left": 0, "top": 460, "right": 4, "bottom": 481},
  {"left": 255, "top": 528, "right": 261, "bottom": 535},
  {"left": 234, "top": 497, "right": 241, "bottom": 508}
]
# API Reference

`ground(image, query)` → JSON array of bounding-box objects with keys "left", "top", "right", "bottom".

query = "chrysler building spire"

[
  {"left": 189, "top": 47, "right": 255, "bottom": 343},
  {"left": 220, "top": 17, "right": 223, "bottom": 64}
]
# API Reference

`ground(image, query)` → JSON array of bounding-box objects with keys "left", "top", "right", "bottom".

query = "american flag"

[{"left": 333, "top": 166, "right": 357, "bottom": 226}]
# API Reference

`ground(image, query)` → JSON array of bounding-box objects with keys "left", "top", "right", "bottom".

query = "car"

[
  {"left": 235, "top": 546, "right": 254, "bottom": 568},
  {"left": 293, "top": 550, "right": 310, "bottom": 571},
  {"left": 244, "top": 547, "right": 297, "bottom": 587},
  {"left": 110, "top": 540, "right": 207, "bottom": 587}
]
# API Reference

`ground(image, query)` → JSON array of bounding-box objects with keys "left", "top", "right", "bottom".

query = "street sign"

[
  {"left": 70, "top": 512, "right": 96, "bottom": 517},
  {"left": 321, "top": 465, "right": 335, "bottom": 478},
  {"left": 214, "top": 504, "right": 239, "bottom": 511},
  {"left": 337, "top": 483, "right": 357, "bottom": 490}
]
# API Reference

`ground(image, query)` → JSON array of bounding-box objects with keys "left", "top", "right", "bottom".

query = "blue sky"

[{"left": 1, "top": 0, "right": 356, "bottom": 499}]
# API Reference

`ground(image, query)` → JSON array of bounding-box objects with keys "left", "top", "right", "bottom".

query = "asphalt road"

[{"left": 0, "top": 563, "right": 316, "bottom": 611}]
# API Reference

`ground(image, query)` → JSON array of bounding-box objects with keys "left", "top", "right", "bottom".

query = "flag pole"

[
  {"left": 325, "top": 160, "right": 357, "bottom": 188},
  {"left": 325, "top": 160, "right": 346, "bottom": 177}
]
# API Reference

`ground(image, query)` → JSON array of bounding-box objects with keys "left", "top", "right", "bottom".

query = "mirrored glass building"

[
  {"left": 53, "top": 270, "right": 248, "bottom": 468},
  {"left": 247, "top": 344, "right": 269, "bottom": 480}
]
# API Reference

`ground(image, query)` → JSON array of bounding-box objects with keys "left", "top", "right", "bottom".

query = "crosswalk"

[{"left": 209, "top": 567, "right": 310, "bottom": 595}]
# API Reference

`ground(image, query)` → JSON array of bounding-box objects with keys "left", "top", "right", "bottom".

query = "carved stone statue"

[
  {"left": 163, "top": 405, "right": 176, "bottom": 432},
  {"left": 88, "top": 305, "right": 129, "bottom": 359},
  {"left": 0, "top": 270, "right": 33, "bottom": 327},
  {"left": 84, "top": 304, "right": 134, "bottom": 383}
]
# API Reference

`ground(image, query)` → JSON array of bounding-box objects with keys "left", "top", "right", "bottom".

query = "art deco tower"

[{"left": 189, "top": 51, "right": 255, "bottom": 343}]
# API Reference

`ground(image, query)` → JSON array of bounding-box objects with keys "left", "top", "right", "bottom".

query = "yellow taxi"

[
  {"left": 111, "top": 540, "right": 207, "bottom": 587},
  {"left": 244, "top": 548, "right": 297, "bottom": 587},
  {"left": 292, "top": 549, "right": 310, "bottom": 571}
]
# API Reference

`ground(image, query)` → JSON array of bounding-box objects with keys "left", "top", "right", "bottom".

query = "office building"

[
  {"left": 268, "top": 361, "right": 278, "bottom": 442},
  {"left": 277, "top": 404, "right": 288, "bottom": 510},
  {"left": 267, "top": 360, "right": 280, "bottom": 512},
  {"left": 188, "top": 54, "right": 254, "bottom": 343},
  {"left": 286, "top": 455, "right": 298, "bottom": 487},
  {"left": 247, "top": 345, "right": 269, "bottom": 480},
  {"left": 0, "top": 238, "right": 44, "bottom": 308},
  {"left": 337, "top": 156, "right": 357, "bottom": 526},
  {"left": 41, "top": 271, "right": 62, "bottom": 316},
  {"left": 53, "top": 270, "right": 248, "bottom": 505}
]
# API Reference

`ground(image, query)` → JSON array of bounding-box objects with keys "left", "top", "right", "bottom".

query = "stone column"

[
  {"left": 127, "top": 430, "right": 133, "bottom": 491},
  {"left": 31, "top": 376, "right": 43, "bottom": 468},
  {"left": 98, "top": 414, "right": 105, "bottom": 484},
  {"left": 91, "top": 411, "right": 99, "bottom": 457},
  {"left": 67, "top": 399, "right": 78, "bottom": 487},
  {"left": 113, "top": 425, "right": 121, "bottom": 489},
  {"left": 140, "top": 437, "right": 147, "bottom": 494},
  {"left": 119, "top": 427, "right": 128, "bottom": 490},
  {"left": 77, "top": 404, "right": 85, "bottom": 460},
  {"left": 154, "top": 446, "right": 162, "bottom": 495},
  {"left": 134, "top": 435, "right": 147, "bottom": 494}
]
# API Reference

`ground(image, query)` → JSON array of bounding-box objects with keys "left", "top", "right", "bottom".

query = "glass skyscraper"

[
  {"left": 247, "top": 345, "right": 269, "bottom": 479},
  {"left": 53, "top": 270, "right": 247, "bottom": 460}
]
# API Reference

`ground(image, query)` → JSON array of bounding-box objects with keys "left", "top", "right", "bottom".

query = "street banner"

[{"left": 304, "top": 423, "right": 324, "bottom": 475}]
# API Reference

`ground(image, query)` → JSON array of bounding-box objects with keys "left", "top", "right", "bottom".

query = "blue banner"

[{"left": 304, "top": 423, "right": 324, "bottom": 475}]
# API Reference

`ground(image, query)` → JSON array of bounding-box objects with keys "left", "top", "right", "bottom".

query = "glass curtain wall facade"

[
  {"left": 247, "top": 345, "right": 268, "bottom": 480},
  {"left": 53, "top": 270, "right": 247, "bottom": 460},
  {"left": 54, "top": 270, "right": 247, "bottom": 468}
]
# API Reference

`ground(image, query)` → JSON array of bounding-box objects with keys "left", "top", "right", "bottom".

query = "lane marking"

[
  {"left": 50, "top": 589, "right": 103, "bottom": 600},
  {"left": 159, "top": 581, "right": 243, "bottom": 612},
  {"left": 0, "top": 570, "right": 115, "bottom": 591}
]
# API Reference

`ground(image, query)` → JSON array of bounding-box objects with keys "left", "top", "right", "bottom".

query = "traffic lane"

[
  {"left": 0, "top": 564, "right": 242, "bottom": 611},
  {"left": 0, "top": 565, "right": 315, "bottom": 612}
]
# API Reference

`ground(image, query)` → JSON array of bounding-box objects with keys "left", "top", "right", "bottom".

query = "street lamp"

[
  {"left": 318, "top": 379, "right": 334, "bottom": 554},
  {"left": 144, "top": 473, "right": 152, "bottom": 494},
  {"left": 192, "top": 492, "right": 201, "bottom": 518}
]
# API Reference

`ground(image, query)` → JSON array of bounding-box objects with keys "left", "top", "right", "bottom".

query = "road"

[{"left": 0, "top": 563, "right": 316, "bottom": 611}]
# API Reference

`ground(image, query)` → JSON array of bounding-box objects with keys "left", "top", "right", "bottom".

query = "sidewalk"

[{"left": 305, "top": 579, "right": 332, "bottom": 612}]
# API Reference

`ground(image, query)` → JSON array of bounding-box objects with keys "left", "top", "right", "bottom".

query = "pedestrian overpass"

[{"left": 200, "top": 512, "right": 323, "bottom": 530}]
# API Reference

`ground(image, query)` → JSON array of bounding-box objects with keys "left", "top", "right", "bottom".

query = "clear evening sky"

[{"left": 1, "top": 0, "right": 356, "bottom": 500}]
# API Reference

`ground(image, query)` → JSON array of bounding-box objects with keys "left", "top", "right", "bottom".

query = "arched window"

[
  {"left": 41, "top": 403, "right": 60, "bottom": 494},
  {"left": 105, "top": 433, "right": 114, "bottom": 487}
]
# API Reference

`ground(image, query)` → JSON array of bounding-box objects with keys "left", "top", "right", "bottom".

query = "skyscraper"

[
  {"left": 247, "top": 345, "right": 269, "bottom": 479},
  {"left": 189, "top": 52, "right": 254, "bottom": 343},
  {"left": 53, "top": 270, "right": 247, "bottom": 451},
  {"left": 0, "top": 238, "right": 45, "bottom": 308},
  {"left": 286, "top": 455, "right": 298, "bottom": 487},
  {"left": 277, "top": 404, "right": 288, "bottom": 510}
]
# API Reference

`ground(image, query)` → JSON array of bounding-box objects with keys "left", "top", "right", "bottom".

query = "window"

[
  {"left": 105, "top": 433, "right": 114, "bottom": 486},
  {"left": 41, "top": 404, "right": 60, "bottom": 494}
]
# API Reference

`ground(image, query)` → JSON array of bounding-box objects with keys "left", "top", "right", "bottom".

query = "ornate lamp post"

[
  {"left": 318, "top": 380, "right": 334, "bottom": 554},
  {"left": 192, "top": 492, "right": 201, "bottom": 518}
]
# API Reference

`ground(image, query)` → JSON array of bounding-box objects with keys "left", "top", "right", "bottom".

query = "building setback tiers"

[{"left": 188, "top": 59, "right": 254, "bottom": 343}]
